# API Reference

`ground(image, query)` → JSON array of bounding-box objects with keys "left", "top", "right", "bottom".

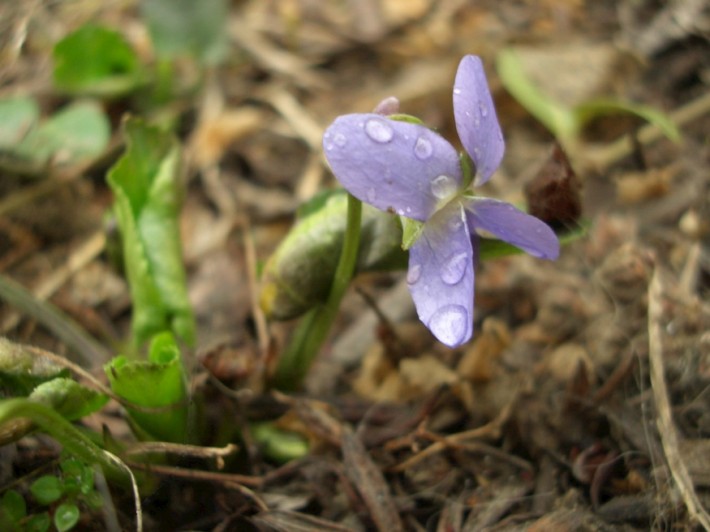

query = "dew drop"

[
  {"left": 428, "top": 304, "right": 468, "bottom": 346},
  {"left": 364, "top": 118, "right": 393, "bottom": 143},
  {"left": 367, "top": 188, "right": 377, "bottom": 202},
  {"left": 440, "top": 252, "right": 468, "bottom": 285},
  {"left": 448, "top": 217, "right": 463, "bottom": 231},
  {"left": 414, "top": 137, "right": 433, "bottom": 160},
  {"left": 478, "top": 101, "right": 488, "bottom": 117},
  {"left": 430, "top": 175, "right": 458, "bottom": 200},
  {"left": 407, "top": 263, "right": 422, "bottom": 284},
  {"left": 333, "top": 132, "right": 347, "bottom": 146},
  {"left": 453, "top": 87, "right": 462, "bottom": 95}
]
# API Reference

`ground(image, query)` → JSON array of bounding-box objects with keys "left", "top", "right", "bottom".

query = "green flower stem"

[
  {"left": 0, "top": 398, "right": 130, "bottom": 486},
  {"left": 273, "top": 194, "right": 362, "bottom": 390}
]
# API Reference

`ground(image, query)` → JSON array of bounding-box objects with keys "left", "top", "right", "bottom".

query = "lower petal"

[
  {"left": 464, "top": 197, "right": 560, "bottom": 260},
  {"left": 407, "top": 203, "right": 475, "bottom": 347}
]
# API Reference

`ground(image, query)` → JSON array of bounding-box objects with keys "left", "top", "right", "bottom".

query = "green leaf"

[
  {"left": 25, "top": 512, "right": 51, "bottom": 532},
  {"left": 30, "top": 475, "right": 64, "bottom": 505},
  {"left": 251, "top": 422, "right": 309, "bottom": 463},
  {"left": 141, "top": 0, "right": 228, "bottom": 64},
  {"left": 573, "top": 98, "right": 681, "bottom": 142},
  {"left": 0, "top": 490, "right": 26, "bottom": 525},
  {"left": 104, "top": 332, "right": 189, "bottom": 443},
  {"left": 0, "top": 97, "right": 39, "bottom": 150},
  {"left": 83, "top": 491, "right": 103, "bottom": 511},
  {"left": 29, "top": 378, "right": 109, "bottom": 421},
  {"left": 53, "top": 503, "right": 80, "bottom": 532},
  {"left": 59, "top": 458, "right": 94, "bottom": 496},
  {"left": 107, "top": 118, "right": 195, "bottom": 348},
  {"left": 0, "top": 399, "right": 131, "bottom": 487},
  {"left": 496, "top": 48, "right": 577, "bottom": 141},
  {"left": 0, "top": 337, "right": 67, "bottom": 396},
  {"left": 388, "top": 113, "right": 425, "bottom": 125},
  {"left": 16, "top": 101, "right": 111, "bottom": 164},
  {"left": 53, "top": 24, "right": 143, "bottom": 97},
  {"left": 260, "top": 190, "right": 404, "bottom": 320},
  {"left": 400, "top": 217, "right": 424, "bottom": 250}
]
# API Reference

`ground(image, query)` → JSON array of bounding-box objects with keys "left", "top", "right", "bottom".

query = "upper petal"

[
  {"left": 464, "top": 197, "right": 560, "bottom": 260},
  {"left": 453, "top": 55, "right": 505, "bottom": 186},
  {"left": 323, "top": 114, "right": 462, "bottom": 221},
  {"left": 407, "top": 202, "right": 474, "bottom": 347}
]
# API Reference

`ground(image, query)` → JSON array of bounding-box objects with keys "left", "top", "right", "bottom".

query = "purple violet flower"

[{"left": 323, "top": 55, "right": 560, "bottom": 347}]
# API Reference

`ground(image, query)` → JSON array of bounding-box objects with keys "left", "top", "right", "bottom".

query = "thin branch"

[{"left": 648, "top": 267, "right": 710, "bottom": 530}]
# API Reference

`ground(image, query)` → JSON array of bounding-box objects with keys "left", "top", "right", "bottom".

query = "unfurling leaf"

[
  {"left": 260, "top": 190, "right": 405, "bottom": 320},
  {"left": 104, "top": 332, "right": 189, "bottom": 443},
  {"left": 107, "top": 118, "right": 195, "bottom": 348}
]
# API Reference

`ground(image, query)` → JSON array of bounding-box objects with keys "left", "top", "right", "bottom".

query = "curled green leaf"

[
  {"left": 260, "top": 190, "right": 404, "bottom": 320},
  {"left": 104, "top": 332, "right": 189, "bottom": 443},
  {"left": 107, "top": 118, "right": 195, "bottom": 348}
]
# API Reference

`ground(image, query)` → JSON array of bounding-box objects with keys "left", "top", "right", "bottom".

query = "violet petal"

[
  {"left": 323, "top": 113, "right": 462, "bottom": 221},
  {"left": 407, "top": 202, "right": 474, "bottom": 347},
  {"left": 453, "top": 55, "right": 505, "bottom": 186},
  {"left": 464, "top": 197, "right": 560, "bottom": 260}
]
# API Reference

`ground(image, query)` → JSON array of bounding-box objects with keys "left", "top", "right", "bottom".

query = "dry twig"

[{"left": 648, "top": 267, "right": 710, "bottom": 530}]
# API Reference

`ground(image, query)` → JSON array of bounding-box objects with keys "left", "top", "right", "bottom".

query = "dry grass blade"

[
  {"left": 648, "top": 267, "right": 710, "bottom": 531},
  {"left": 342, "top": 430, "right": 403, "bottom": 532},
  {"left": 252, "top": 510, "right": 354, "bottom": 531}
]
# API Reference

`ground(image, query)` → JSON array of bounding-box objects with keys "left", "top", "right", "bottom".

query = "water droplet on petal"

[
  {"left": 364, "top": 118, "right": 393, "bottom": 143},
  {"left": 478, "top": 101, "right": 488, "bottom": 117},
  {"left": 428, "top": 304, "right": 469, "bottom": 346},
  {"left": 367, "top": 188, "right": 377, "bottom": 202},
  {"left": 453, "top": 87, "right": 462, "bottom": 95},
  {"left": 333, "top": 132, "right": 347, "bottom": 146},
  {"left": 440, "top": 252, "right": 468, "bottom": 285},
  {"left": 448, "top": 217, "right": 463, "bottom": 231},
  {"left": 407, "top": 263, "right": 422, "bottom": 284},
  {"left": 430, "top": 175, "right": 458, "bottom": 200},
  {"left": 414, "top": 137, "right": 433, "bottom": 160}
]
